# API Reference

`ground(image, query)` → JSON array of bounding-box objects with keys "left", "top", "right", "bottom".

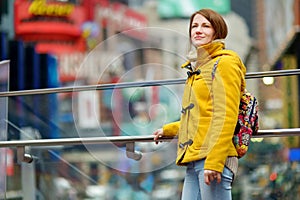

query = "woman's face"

[{"left": 190, "top": 14, "right": 215, "bottom": 47}]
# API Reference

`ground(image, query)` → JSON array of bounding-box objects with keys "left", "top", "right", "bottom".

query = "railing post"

[
  {"left": 126, "top": 142, "right": 142, "bottom": 161},
  {"left": 17, "top": 146, "right": 34, "bottom": 164}
]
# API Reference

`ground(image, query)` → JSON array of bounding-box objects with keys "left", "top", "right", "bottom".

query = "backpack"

[
  {"left": 233, "top": 90, "right": 259, "bottom": 158},
  {"left": 211, "top": 59, "right": 259, "bottom": 158}
]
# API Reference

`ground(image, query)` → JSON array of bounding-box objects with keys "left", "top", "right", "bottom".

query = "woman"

[{"left": 153, "top": 9, "right": 246, "bottom": 200}]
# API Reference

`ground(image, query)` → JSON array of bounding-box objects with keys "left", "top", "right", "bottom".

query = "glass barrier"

[
  {"left": 4, "top": 138, "right": 300, "bottom": 200},
  {"left": 1, "top": 72, "right": 300, "bottom": 199},
  {"left": 0, "top": 60, "right": 9, "bottom": 199}
]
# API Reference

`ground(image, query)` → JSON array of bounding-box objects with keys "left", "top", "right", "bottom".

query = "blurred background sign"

[
  {"left": 289, "top": 148, "right": 300, "bottom": 161},
  {"left": 157, "top": 0, "right": 231, "bottom": 18}
]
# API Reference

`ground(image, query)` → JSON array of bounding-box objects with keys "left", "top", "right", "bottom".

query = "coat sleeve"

[
  {"left": 204, "top": 55, "right": 245, "bottom": 172},
  {"left": 162, "top": 121, "right": 180, "bottom": 137}
]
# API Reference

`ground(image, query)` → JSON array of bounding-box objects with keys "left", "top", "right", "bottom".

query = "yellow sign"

[{"left": 29, "top": 0, "right": 74, "bottom": 17}]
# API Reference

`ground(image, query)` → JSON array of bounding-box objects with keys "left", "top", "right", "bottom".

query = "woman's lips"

[{"left": 194, "top": 36, "right": 204, "bottom": 40}]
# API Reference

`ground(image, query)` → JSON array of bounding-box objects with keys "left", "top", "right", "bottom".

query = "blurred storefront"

[
  {"left": 1, "top": 0, "right": 300, "bottom": 199},
  {"left": 243, "top": 0, "right": 300, "bottom": 199},
  {"left": 257, "top": 0, "right": 300, "bottom": 130},
  {"left": 10, "top": 0, "right": 151, "bottom": 139},
  {"left": 254, "top": 1, "right": 300, "bottom": 171}
]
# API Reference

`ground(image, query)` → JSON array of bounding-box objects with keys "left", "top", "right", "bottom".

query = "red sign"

[
  {"left": 14, "top": 0, "right": 88, "bottom": 53},
  {"left": 35, "top": 39, "right": 86, "bottom": 54},
  {"left": 94, "top": 2, "right": 147, "bottom": 40},
  {"left": 14, "top": 0, "right": 148, "bottom": 81},
  {"left": 6, "top": 149, "right": 14, "bottom": 176}
]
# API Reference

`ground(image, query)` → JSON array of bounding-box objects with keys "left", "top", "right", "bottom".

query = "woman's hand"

[
  {"left": 204, "top": 169, "right": 221, "bottom": 185},
  {"left": 153, "top": 128, "right": 163, "bottom": 144}
]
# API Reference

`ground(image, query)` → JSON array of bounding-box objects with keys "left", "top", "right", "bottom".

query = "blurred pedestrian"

[{"left": 153, "top": 8, "right": 246, "bottom": 200}]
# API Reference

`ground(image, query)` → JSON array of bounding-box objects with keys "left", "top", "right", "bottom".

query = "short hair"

[{"left": 188, "top": 9, "right": 228, "bottom": 40}]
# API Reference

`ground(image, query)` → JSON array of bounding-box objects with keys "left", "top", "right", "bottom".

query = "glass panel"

[
  {"left": 3, "top": 47, "right": 300, "bottom": 200},
  {"left": 4, "top": 138, "right": 300, "bottom": 199},
  {"left": 259, "top": 75, "right": 299, "bottom": 130},
  {"left": 234, "top": 136, "right": 300, "bottom": 200},
  {"left": 0, "top": 60, "right": 9, "bottom": 199},
  {"left": 3, "top": 74, "right": 300, "bottom": 199}
]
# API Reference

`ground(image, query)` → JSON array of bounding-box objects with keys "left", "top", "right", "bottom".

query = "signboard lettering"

[{"left": 29, "top": 0, "right": 74, "bottom": 17}]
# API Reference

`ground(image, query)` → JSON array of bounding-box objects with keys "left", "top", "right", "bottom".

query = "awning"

[{"left": 269, "top": 25, "right": 300, "bottom": 69}]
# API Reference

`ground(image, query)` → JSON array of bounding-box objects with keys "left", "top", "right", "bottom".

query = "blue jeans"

[{"left": 181, "top": 159, "right": 233, "bottom": 200}]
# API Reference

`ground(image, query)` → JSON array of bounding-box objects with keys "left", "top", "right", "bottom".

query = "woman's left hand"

[{"left": 204, "top": 169, "right": 221, "bottom": 185}]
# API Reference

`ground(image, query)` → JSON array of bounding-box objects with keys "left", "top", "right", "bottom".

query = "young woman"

[{"left": 153, "top": 9, "right": 247, "bottom": 200}]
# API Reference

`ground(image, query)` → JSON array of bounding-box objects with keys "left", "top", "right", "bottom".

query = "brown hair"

[{"left": 189, "top": 9, "right": 228, "bottom": 40}]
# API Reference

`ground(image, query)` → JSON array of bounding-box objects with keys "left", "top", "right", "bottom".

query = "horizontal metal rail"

[
  {"left": 0, "top": 68, "right": 300, "bottom": 97},
  {"left": 0, "top": 128, "right": 299, "bottom": 148}
]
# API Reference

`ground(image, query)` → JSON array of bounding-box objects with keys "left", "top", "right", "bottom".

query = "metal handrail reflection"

[
  {"left": 0, "top": 68, "right": 300, "bottom": 97},
  {"left": 0, "top": 128, "right": 299, "bottom": 148}
]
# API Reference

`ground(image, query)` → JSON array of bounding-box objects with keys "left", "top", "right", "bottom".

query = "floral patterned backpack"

[
  {"left": 233, "top": 90, "right": 259, "bottom": 158},
  {"left": 212, "top": 59, "right": 259, "bottom": 158}
]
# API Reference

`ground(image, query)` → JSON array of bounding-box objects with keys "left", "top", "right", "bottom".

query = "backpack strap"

[{"left": 211, "top": 58, "right": 221, "bottom": 81}]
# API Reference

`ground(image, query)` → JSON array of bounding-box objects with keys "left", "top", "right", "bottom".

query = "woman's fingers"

[
  {"left": 204, "top": 170, "right": 222, "bottom": 185},
  {"left": 153, "top": 128, "right": 163, "bottom": 144},
  {"left": 216, "top": 173, "right": 221, "bottom": 183}
]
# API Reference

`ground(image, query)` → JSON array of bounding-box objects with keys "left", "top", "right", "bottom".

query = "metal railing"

[
  {"left": 0, "top": 128, "right": 300, "bottom": 148},
  {"left": 0, "top": 128, "right": 300, "bottom": 163},
  {"left": 0, "top": 68, "right": 300, "bottom": 97},
  {"left": 1, "top": 68, "right": 300, "bottom": 162}
]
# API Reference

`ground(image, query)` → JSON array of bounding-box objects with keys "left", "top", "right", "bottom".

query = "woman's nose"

[{"left": 195, "top": 26, "right": 202, "bottom": 33}]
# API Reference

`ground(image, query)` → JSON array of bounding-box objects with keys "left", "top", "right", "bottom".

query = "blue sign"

[{"left": 289, "top": 148, "right": 300, "bottom": 161}]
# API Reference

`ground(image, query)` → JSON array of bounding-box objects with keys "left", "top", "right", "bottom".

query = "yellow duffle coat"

[{"left": 163, "top": 41, "right": 246, "bottom": 173}]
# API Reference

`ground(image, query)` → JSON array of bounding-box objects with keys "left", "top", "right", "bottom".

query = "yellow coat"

[{"left": 162, "top": 41, "right": 246, "bottom": 173}]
